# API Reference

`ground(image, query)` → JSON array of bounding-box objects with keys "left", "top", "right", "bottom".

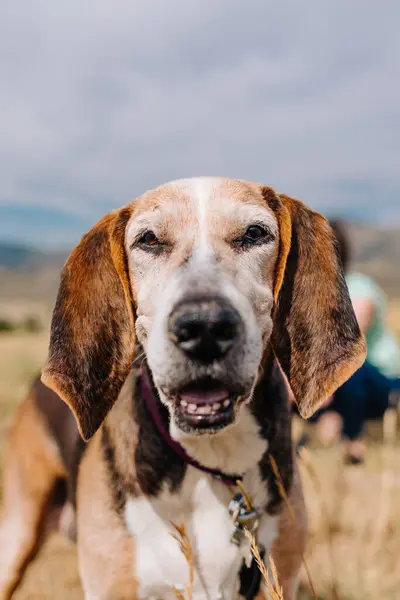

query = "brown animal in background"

[{"left": 0, "top": 178, "right": 365, "bottom": 599}]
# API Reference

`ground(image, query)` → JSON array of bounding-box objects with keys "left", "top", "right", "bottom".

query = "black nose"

[{"left": 168, "top": 298, "right": 241, "bottom": 363}]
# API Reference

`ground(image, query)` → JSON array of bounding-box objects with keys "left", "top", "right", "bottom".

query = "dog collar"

[{"left": 140, "top": 365, "right": 243, "bottom": 486}]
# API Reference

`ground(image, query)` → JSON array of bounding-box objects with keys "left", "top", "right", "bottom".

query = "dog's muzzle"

[{"left": 163, "top": 297, "right": 250, "bottom": 434}]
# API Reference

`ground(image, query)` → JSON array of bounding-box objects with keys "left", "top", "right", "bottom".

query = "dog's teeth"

[
  {"left": 188, "top": 403, "right": 197, "bottom": 413},
  {"left": 213, "top": 402, "right": 221, "bottom": 410},
  {"left": 223, "top": 399, "right": 230, "bottom": 407},
  {"left": 198, "top": 405, "right": 212, "bottom": 415},
  {"left": 181, "top": 399, "right": 188, "bottom": 407}
]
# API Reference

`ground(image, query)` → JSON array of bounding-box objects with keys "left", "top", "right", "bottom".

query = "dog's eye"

[
  {"left": 139, "top": 231, "right": 160, "bottom": 247},
  {"left": 132, "top": 230, "right": 169, "bottom": 253},
  {"left": 243, "top": 226, "right": 265, "bottom": 242},
  {"left": 237, "top": 225, "right": 273, "bottom": 247}
]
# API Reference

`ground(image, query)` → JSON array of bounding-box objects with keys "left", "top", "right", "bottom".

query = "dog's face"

[
  {"left": 42, "top": 177, "right": 366, "bottom": 441},
  {"left": 128, "top": 179, "right": 278, "bottom": 435}
]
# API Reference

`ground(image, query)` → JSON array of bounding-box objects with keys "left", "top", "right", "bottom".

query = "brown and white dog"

[{"left": 0, "top": 178, "right": 365, "bottom": 599}]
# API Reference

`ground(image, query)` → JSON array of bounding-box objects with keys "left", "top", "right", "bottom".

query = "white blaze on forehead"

[{"left": 188, "top": 177, "right": 216, "bottom": 262}]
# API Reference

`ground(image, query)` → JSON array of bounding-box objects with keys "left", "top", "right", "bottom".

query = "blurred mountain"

[
  {"left": 347, "top": 222, "right": 400, "bottom": 297},
  {"left": 0, "top": 221, "right": 398, "bottom": 304},
  {"left": 0, "top": 242, "right": 67, "bottom": 271},
  {"left": 0, "top": 243, "right": 67, "bottom": 304}
]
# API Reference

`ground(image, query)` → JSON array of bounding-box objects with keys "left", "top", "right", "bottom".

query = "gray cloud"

[{"left": 1, "top": 0, "right": 399, "bottom": 245}]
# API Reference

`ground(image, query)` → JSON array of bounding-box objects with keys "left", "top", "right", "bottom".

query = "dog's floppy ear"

[
  {"left": 263, "top": 188, "right": 366, "bottom": 418},
  {"left": 41, "top": 206, "right": 135, "bottom": 440}
]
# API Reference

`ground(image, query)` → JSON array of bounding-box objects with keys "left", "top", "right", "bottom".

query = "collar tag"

[{"left": 228, "top": 490, "right": 260, "bottom": 549}]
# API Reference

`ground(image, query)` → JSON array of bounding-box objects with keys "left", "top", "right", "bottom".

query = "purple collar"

[{"left": 140, "top": 365, "right": 243, "bottom": 487}]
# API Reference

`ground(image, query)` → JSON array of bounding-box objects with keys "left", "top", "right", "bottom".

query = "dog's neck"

[
  {"left": 169, "top": 406, "right": 267, "bottom": 475},
  {"left": 140, "top": 355, "right": 276, "bottom": 478},
  {"left": 103, "top": 355, "right": 292, "bottom": 513}
]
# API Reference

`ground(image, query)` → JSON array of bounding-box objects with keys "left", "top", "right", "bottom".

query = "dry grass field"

[{"left": 0, "top": 301, "right": 399, "bottom": 599}]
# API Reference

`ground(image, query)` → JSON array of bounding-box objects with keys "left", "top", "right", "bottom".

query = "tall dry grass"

[
  {"left": 297, "top": 428, "right": 400, "bottom": 600},
  {"left": 171, "top": 522, "right": 194, "bottom": 600},
  {"left": 245, "top": 529, "right": 284, "bottom": 600},
  {"left": 170, "top": 515, "right": 285, "bottom": 600}
]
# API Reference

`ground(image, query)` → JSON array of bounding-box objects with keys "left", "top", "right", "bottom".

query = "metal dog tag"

[{"left": 228, "top": 492, "right": 260, "bottom": 546}]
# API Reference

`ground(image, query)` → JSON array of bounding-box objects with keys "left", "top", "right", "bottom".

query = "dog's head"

[{"left": 42, "top": 178, "right": 366, "bottom": 441}]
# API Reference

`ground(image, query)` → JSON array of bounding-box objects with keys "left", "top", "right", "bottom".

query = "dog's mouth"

[{"left": 169, "top": 378, "right": 247, "bottom": 433}]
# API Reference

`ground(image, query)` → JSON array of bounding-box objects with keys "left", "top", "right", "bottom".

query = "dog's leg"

[
  {"left": 0, "top": 395, "right": 65, "bottom": 599},
  {"left": 77, "top": 433, "right": 137, "bottom": 600}
]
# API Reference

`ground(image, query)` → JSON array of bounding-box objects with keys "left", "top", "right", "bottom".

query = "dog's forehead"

[{"left": 130, "top": 177, "right": 275, "bottom": 218}]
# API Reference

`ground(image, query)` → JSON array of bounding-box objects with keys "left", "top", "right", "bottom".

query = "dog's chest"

[{"left": 124, "top": 467, "right": 273, "bottom": 600}]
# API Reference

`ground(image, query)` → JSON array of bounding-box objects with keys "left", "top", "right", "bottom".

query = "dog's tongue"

[{"left": 180, "top": 388, "right": 229, "bottom": 405}]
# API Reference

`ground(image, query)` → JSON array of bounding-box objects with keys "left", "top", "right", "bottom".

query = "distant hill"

[
  {"left": 0, "top": 242, "right": 67, "bottom": 271},
  {"left": 0, "top": 243, "right": 36, "bottom": 269},
  {"left": 0, "top": 222, "right": 398, "bottom": 305},
  {"left": 0, "top": 243, "right": 67, "bottom": 304},
  {"left": 346, "top": 222, "right": 399, "bottom": 297}
]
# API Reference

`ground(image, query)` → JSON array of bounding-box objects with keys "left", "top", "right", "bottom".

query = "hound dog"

[{"left": 0, "top": 178, "right": 365, "bottom": 599}]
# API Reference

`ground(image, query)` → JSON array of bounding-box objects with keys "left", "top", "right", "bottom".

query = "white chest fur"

[{"left": 125, "top": 408, "right": 278, "bottom": 599}]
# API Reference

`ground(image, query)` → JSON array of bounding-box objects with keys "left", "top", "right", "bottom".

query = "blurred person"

[
  {"left": 332, "top": 219, "right": 400, "bottom": 380},
  {"left": 294, "top": 219, "right": 400, "bottom": 463}
]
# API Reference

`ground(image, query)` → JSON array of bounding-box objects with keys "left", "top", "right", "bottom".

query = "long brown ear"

[
  {"left": 263, "top": 188, "right": 366, "bottom": 418},
  {"left": 41, "top": 206, "right": 135, "bottom": 440}
]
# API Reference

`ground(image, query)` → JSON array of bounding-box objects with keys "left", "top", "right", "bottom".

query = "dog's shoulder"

[{"left": 97, "top": 368, "right": 187, "bottom": 512}]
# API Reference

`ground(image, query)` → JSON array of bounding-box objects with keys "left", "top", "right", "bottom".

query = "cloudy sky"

[{"left": 1, "top": 1, "right": 399, "bottom": 249}]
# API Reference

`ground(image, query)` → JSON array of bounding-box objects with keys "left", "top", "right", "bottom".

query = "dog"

[{"left": 0, "top": 178, "right": 365, "bottom": 599}]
